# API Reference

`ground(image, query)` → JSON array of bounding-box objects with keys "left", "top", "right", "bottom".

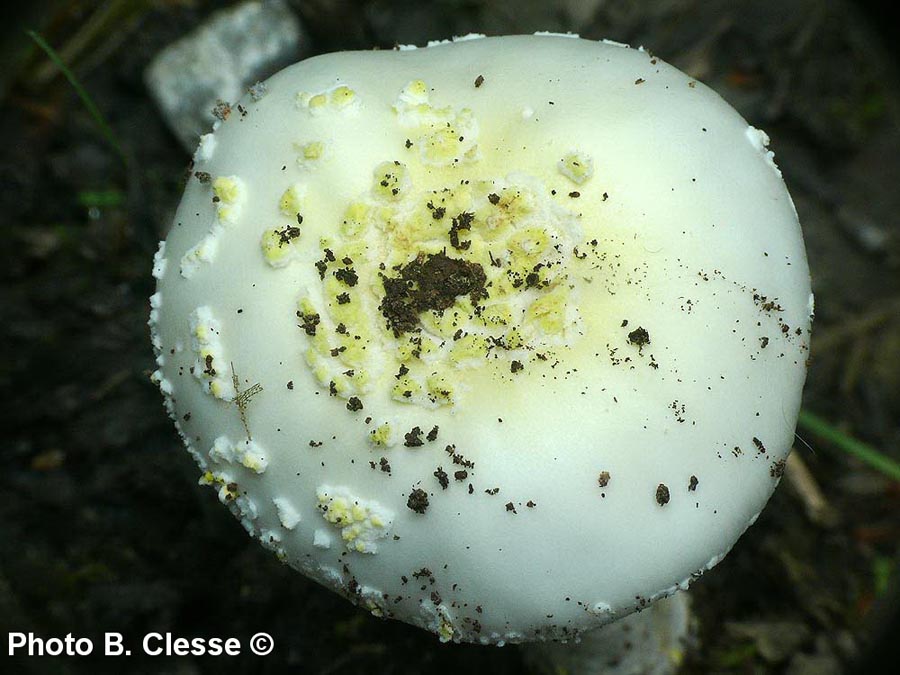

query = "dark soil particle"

[
  {"left": 275, "top": 225, "right": 301, "bottom": 245},
  {"left": 770, "top": 459, "right": 787, "bottom": 478},
  {"left": 656, "top": 483, "right": 671, "bottom": 506},
  {"left": 334, "top": 267, "right": 358, "bottom": 286},
  {"left": 449, "top": 211, "right": 475, "bottom": 250},
  {"left": 404, "top": 427, "right": 424, "bottom": 447},
  {"left": 212, "top": 100, "right": 231, "bottom": 120},
  {"left": 407, "top": 489, "right": 429, "bottom": 514},
  {"left": 379, "top": 252, "right": 487, "bottom": 336},
  {"left": 298, "top": 311, "right": 321, "bottom": 336},
  {"left": 315, "top": 248, "right": 336, "bottom": 279},
  {"left": 627, "top": 326, "right": 651, "bottom": 348}
]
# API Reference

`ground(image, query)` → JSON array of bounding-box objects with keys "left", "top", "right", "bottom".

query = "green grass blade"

[
  {"left": 26, "top": 29, "right": 126, "bottom": 165},
  {"left": 798, "top": 409, "right": 900, "bottom": 482}
]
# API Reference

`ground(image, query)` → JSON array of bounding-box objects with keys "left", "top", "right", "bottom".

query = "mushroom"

[{"left": 149, "top": 33, "right": 812, "bottom": 665}]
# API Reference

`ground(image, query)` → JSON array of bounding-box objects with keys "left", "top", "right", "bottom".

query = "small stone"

[{"left": 145, "top": 0, "right": 307, "bottom": 151}]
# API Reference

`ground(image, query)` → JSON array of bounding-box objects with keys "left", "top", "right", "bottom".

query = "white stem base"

[{"left": 521, "top": 592, "right": 693, "bottom": 675}]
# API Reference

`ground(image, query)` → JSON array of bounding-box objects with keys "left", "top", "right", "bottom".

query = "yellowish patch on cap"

[
  {"left": 212, "top": 175, "right": 245, "bottom": 224},
  {"left": 330, "top": 85, "right": 356, "bottom": 108},
  {"left": 558, "top": 151, "right": 594, "bottom": 185},
  {"left": 302, "top": 141, "right": 325, "bottom": 160},
  {"left": 180, "top": 232, "right": 219, "bottom": 278},
  {"left": 260, "top": 226, "right": 302, "bottom": 268},
  {"left": 316, "top": 487, "right": 393, "bottom": 554},
  {"left": 189, "top": 306, "right": 235, "bottom": 401},
  {"left": 209, "top": 436, "right": 269, "bottom": 474},
  {"left": 368, "top": 422, "right": 396, "bottom": 447},
  {"left": 297, "top": 85, "right": 360, "bottom": 116},
  {"left": 278, "top": 184, "right": 305, "bottom": 216},
  {"left": 393, "top": 80, "right": 479, "bottom": 166},
  {"left": 294, "top": 165, "right": 586, "bottom": 412},
  {"left": 373, "top": 161, "right": 411, "bottom": 201}
]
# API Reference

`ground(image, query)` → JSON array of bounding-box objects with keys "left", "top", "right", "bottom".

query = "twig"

[
  {"left": 785, "top": 451, "right": 837, "bottom": 526},
  {"left": 89, "top": 368, "right": 131, "bottom": 403},
  {"left": 231, "top": 362, "right": 263, "bottom": 440}
]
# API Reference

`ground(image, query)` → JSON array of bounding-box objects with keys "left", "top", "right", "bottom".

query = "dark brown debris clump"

[
  {"left": 379, "top": 252, "right": 488, "bottom": 336},
  {"left": 656, "top": 483, "right": 670, "bottom": 506},
  {"left": 404, "top": 426, "right": 424, "bottom": 447},
  {"left": 298, "top": 311, "right": 320, "bottom": 336},
  {"left": 449, "top": 211, "right": 474, "bottom": 250},
  {"left": 628, "top": 326, "right": 651, "bottom": 349},
  {"left": 407, "top": 488, "right": 429, "bottom": 513},
  {"left": 770, "top": 459, "right": 787, "bottom": 479},
  {"left": 275, "top": 225, "right": 301, "bottom": 246}
]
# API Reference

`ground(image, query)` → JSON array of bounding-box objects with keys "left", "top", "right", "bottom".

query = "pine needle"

[
  {"left": 26, "top": 29, "right": 126, "bottom": 166},
  {"left": 798, "top": 409, "right": 900, "bottom": 483}
]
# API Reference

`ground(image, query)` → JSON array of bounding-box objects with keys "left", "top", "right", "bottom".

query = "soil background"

[{"left": 1, "top": 1, "right": 899, "bottom": 673}]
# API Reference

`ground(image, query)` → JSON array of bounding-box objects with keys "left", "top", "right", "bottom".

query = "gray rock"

[{"left": 145, "top": 0, "right": 306, "bottom": 151}]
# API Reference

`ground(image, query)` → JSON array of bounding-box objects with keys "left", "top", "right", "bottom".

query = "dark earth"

[
  {"left": 2, "top": 1, "right": 899, "bottom": 673},
  {"left": 380, "top": 252, "right": 487, "bottom": 336}
]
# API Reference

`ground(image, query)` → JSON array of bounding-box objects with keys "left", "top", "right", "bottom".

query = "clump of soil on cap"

[{"left": 379, "top": 252, "right": 487, "bottom": 336}]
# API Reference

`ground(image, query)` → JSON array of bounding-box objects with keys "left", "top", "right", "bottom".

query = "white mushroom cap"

[{"left": 150, "top": 34, "right": 812, "bottom": 645}]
